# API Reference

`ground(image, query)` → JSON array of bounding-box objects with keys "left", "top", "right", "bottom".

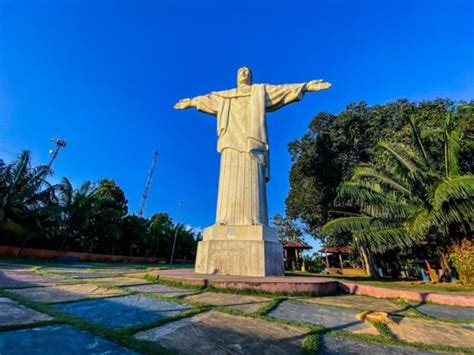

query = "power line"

[
  {"left": 0, "top": 146, "right": 17, "bottom": 157},
  {"left": 137, "top": 149, "right": 158, "bottom": 217}
]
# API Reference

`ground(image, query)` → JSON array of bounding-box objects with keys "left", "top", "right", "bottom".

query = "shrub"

[{"left": 449, "top": 239, "right": 474, "bottom": 286}]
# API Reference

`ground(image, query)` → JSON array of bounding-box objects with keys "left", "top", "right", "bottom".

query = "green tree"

[
  {"left": 148, "top": 213, "right": 173, "bottom": 258},
  {"left": 322, "top": 107, "right": 474, "bottom": 276},
  {"left": 270, "top": 213, "right": 303, "bottom": 243},
  {"left": 0, "top": 151, "right": 56, "bottom": 254},
  {"left": 120, "top": 215, "right": 149, "bottom": 256},
  {"left": 286, "top": 99, "right": 473, "bottom": 242}
]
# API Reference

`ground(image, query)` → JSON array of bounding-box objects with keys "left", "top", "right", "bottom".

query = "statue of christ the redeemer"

[{"left": 175, "top": 67, "right": 331, "bottom": 276}]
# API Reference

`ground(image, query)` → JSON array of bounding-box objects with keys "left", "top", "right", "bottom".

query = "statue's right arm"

[{"left": 174, "top": 94, "right": 218, "bottom": 116}]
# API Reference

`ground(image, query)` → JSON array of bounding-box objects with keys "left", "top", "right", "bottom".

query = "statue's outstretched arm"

[
  {"left": 305, "top": 79, "right": 332, "bottom": 92},
  {"left": 174, "top": 94, "right": 218, "bottom": 116},
  {"left": 174, "top": 97, "right": 195, "bottom": 110},
  {"left": 265, "top": 79, "right": 331, "bottom": 112}
]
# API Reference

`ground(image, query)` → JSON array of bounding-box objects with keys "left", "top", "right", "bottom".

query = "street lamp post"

[{"left": 170, "top": 200, "right": 186, "bottom": 264}]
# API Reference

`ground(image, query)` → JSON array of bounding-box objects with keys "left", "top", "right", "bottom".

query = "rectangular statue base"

[{"left": 194, "top": 225, "right": 284, "bottom": 277}]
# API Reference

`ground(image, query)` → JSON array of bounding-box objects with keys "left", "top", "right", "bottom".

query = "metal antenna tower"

[
  {"left": 47, "top": 138, "right": 67, "bottom": 169},
  {"left": 137, "top": 150, "right": 158, "bottom": 217}
]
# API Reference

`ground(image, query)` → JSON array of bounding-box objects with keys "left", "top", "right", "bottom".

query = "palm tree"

[
  {"left": 0, "top": 151, "right": 55, "bottom": 255},
  {"left": 322, "top": 108, "right": 474, "bottom": 275}
]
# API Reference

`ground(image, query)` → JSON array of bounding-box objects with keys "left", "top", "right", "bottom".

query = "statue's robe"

[{"left": 192, "top": 83, "right": 307, "bottom": 226}]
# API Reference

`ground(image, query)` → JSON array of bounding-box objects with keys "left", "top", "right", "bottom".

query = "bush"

[
  {"left": 449, "top": 239, "right": 474, "bottom": 286},
  {"left": 303, "top": 254, "right": 325, "bottom": 273}
]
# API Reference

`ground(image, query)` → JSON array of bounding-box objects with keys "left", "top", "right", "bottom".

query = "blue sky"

[{"left": 1, "top": 0, "right": 473, "bottom": 250}]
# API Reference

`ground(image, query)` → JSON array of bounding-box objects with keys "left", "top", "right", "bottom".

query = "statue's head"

[{"left": 237, "top": 66, "right": 253, "bottom": 87}]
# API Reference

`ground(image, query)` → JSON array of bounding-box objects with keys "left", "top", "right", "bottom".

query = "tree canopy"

[{"left": 286, "top": 99, "right": 474, "bottom": 243}]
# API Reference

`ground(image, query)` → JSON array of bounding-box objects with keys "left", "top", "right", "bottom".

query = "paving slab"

[
  {"left": 320, "top": 335, "right": 437, "bottom": 354},
  {"left": 185, "top": 292, "right": 271, "bottom": 313},
  {"left": 134, "top": 311, "right": 307, "bottom": 354},
  {"left": 0, "top": 263, "right": 33, "bottom": 271},
  {"left": 0, "top": 297, "right": 53, "bottom": 326},
  {"left": 410, "top": 302, "right": 474, "bottom": 321},
  {"left": 89, "top": 276, "right": 151, "bottom": 286},
  {"left": 8, "top": 284, "right": 126, "bottom": 303},
  {"left": 122, "top": 272, "right": 147, "bottom": 279},
  {"left": 0, "top": 271, "right": 69, "bottom": 289},
  {"left": 126, "top": 284, "right": 196, "bottom": 297},
  {"left": 268, "top": 301, "right": 377, "bottom": 334},
  {"left": 388, "top": 316, "right": 474, "bottom": 348},
  {"left": 52, "top": 272, "right": 116, "bottom": 279},
  {"left": 0, "top": 324, "right": 135, "bottom": 354},
  {"left": 56, "top": 295, "right": 192, "bottom": 328},
  {"left": 299, "top": 295, "right": 410, "bottom": 314}
]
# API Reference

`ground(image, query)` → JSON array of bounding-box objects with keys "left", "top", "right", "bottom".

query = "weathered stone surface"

[
  {"left": 268, "top": 301, "right": 377, "bottom": 334},
  {"left": 90, "top": 276, "right": 151, "bottom": 286},
  {"left": 320, "top": 335, "right": 437, "bottom": 354},
  {"left": 0, "top": 297, "right": 53, "bottom": 325},
  {"left": 196, "top": 227, "right": 284, "bottom": 277},
  {"left": 300, "top": 295, "right": 408, "bottom": 314},
  {"left": 127, "top": 284, "right": 196, "bottom": 297},
  {"left": 0, "top": 325, "right": 135, "bottom": 354},
  {"left": 0, "top": 271, "right": 69, "bottom": 288},
  {"left": 122, "top": 272, "right": 147, "bottom": 279},
  {"left": 56, "top": 295, "right": 192, "bottom": 328},
  {"left": 388, "top": 316, "right": 474, "bottom": 347},
  {"left": 8, "top": 284, "right": 126, "bottom": 303},
  {"left": 411, "top": 303, "right": 474, "bottom": 321},
  {"left": 54, "top": 272, "right": 116, "bottom": 279},
  {"left": 134, "top": 311, "right": 307, "bottom": 354},
  {"left": 185, "top": 292, "right": 271, "bottom": 313}
]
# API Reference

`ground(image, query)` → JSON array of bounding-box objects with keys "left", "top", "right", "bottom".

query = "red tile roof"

[
  {"left": 319, "top": 246, "right": 353, "bottom": 254},
  {"left": 282, "top": 242, "right": 312, "bottom": 249}
]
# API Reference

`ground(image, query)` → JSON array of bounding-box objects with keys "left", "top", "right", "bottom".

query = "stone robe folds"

[{"left": 193, "top": 83, "right": 307, "bottom": 226}]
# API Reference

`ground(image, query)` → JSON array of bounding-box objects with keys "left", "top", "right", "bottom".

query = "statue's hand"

[
  {"left": 306, "top": 80, "right": 332, "bottom": 92},
  {"left": 174, "top": 98, "right": 192, "bottom": 110}
]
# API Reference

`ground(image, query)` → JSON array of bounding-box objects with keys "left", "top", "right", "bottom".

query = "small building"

[
  {"left": 319, "top": 246, "right": 367, "bottom": 276},
  {"left": 283, "top": 241, "right": 312, "bottom": 270}
]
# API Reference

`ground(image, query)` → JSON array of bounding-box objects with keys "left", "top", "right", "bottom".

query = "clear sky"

[{"left": 1, "top": 0, "right": 473, "bottom": 249}]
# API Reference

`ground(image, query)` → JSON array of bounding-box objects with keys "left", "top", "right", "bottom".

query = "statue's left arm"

[{"left": 265, "top": 79, "right": 331, "bottom": 112}]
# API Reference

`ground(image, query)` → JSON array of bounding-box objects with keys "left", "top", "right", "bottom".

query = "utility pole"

[
  {"left": 137, "top": 150, "right": 158, "bottom": 217},
  {"left": 170, "top": 200, "right": 186, "bottom": 264}
]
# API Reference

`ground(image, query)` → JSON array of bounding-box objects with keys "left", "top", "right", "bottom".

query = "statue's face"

[{"left": 237, "top": 67, "right": 252, "bottom": 86}]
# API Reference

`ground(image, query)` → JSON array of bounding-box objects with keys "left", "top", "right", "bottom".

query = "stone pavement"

[
  {"left": 8, "top": 283, "right": 126, "bottom": 303},
  {"left": 411, "top": 302, "right": 474, "bottom": 321},
  {"left": 184, "top": 291, "right": 272, "bottom": 312},
  {"left": 0, "top": 270, "right": 70, "bottom": 288},
  {"left": 319, "top": 335, "right": 437, "bottom": 354},
  {"left": 0, "top": 297, "right": 52, "bottom": 326},
  {"left": 56, "top": 295, "right": 192, "bottom": 328},
  {"left": 134, "top": 311, "right": 307, "bottom": 354},
  {"left": 299, "top": 294, "right": 409, "bottom": 314},
  {"left": 126, "top": 283, "right": 197, "bottom": 297},
  {"left": 268, "top": 300, "right": 378, "bottom": 334},
  {"left": 0, "top": 259, "right": 473, "bottom": 354},
  {"left": 0, "top": 325, "right": 136, "bottom": 355}
]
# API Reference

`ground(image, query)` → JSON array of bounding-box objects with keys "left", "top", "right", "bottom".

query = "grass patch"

[{"left": 301, "top": 331, "right": 320, "bottom": 355}]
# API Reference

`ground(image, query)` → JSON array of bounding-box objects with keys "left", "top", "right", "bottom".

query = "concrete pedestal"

[{"left": 195, "top": 225, "right": 284, "bottom": 277}]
